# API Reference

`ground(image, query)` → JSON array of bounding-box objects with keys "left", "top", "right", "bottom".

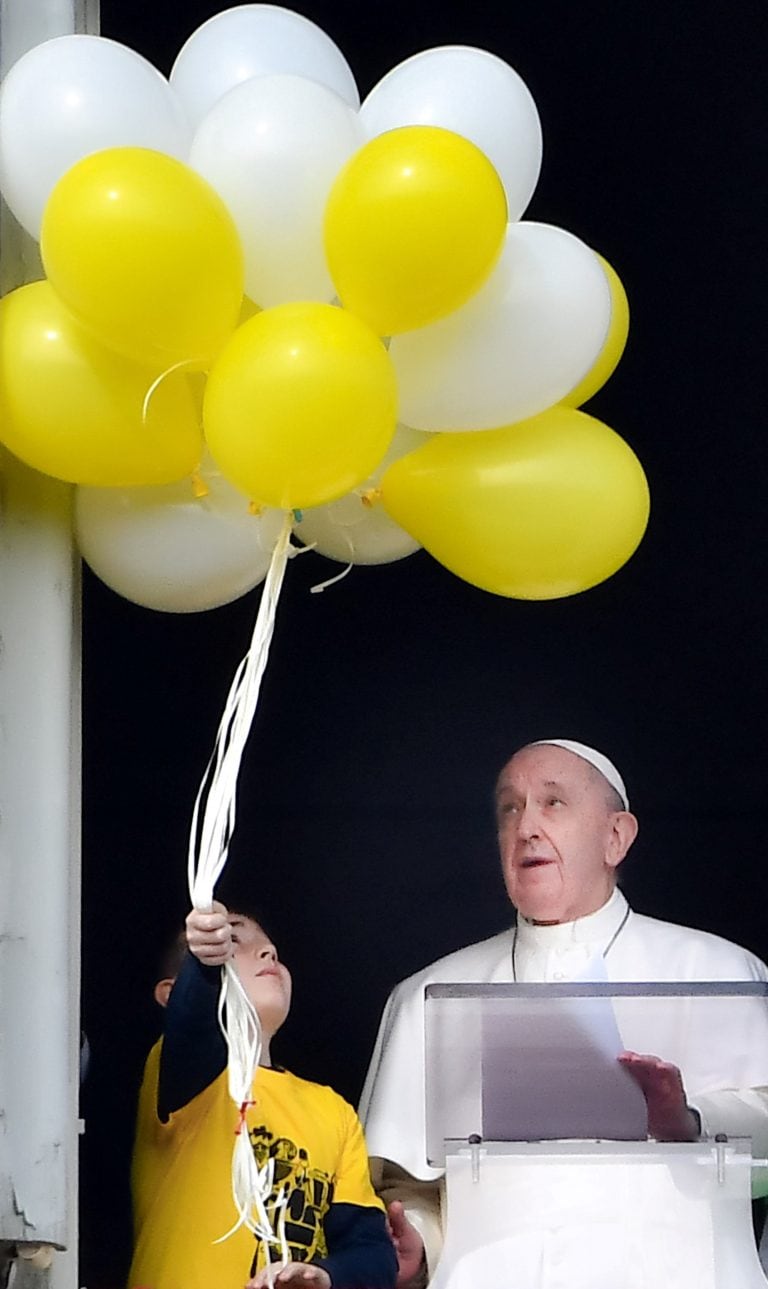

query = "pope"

[{"left": 360, "top": 739, "right": 768, "bottom": 1286}]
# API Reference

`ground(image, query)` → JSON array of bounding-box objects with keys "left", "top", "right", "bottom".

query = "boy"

[{"left": 129, "top": 902, "right": 397, "bottom": 1289}]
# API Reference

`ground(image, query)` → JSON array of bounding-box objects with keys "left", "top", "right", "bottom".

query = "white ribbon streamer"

[{"left": 187, "top": 510, "right": 294, "bottom": 1247}]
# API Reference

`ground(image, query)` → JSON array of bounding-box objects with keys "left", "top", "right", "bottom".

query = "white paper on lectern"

[{"left": 482, "top": 961, "right": 649, "bottom": 1141}]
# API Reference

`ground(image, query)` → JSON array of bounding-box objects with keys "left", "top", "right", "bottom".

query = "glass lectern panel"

[{"left": 424, "top": 982, "right": 768, "bottom": 1166}]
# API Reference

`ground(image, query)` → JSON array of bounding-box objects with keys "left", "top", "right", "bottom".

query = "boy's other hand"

[
  {"left": 186, "top": 901, "right": 234, "bottom": 966},
  {"left": 247, "top": 1262, "right": 331, "bottom": 1287},
  {"left": 387, "top": 1201, "right": 426, "bottom": 1287}
]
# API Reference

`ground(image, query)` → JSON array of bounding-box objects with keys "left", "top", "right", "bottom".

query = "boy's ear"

[{"left": 154, "top": 977, "right": 175, "bottom": 1008}]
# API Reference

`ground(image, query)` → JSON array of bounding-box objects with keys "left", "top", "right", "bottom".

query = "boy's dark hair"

[
  {"left": 214, "top": 873, "right": 266, "bottom": 931},
  {"left": 157, "top": 928, "right": 188, "bottom": 983}
]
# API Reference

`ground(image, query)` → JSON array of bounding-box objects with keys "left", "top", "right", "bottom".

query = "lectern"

[{"left": 424, "top": 982, "right": 768, "bottom": 1289}]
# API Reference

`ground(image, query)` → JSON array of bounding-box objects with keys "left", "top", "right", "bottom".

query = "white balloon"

[
  {"left": 0, "top": 35, "right": 190, "bottom": 239},
  {"left": 294, "top": 426, "right": 426, "bottom": 565},
  {"left": 76, "top": 465, "right": 284, "bottom": 613},
  {"left": 296, "top": 501, "right": 419, "bottom": 567},
  {"left": 389, "top": 222, "right": 612, "bottom": 431},
  {"left": 190, "top": 75, "right": 362, "bottom": 307},
  {"left": 360, "top": 46, "right": 542, "bottom": 222},
  {"left": 170, "top": 4, "right": 359, "bottom": 129}
]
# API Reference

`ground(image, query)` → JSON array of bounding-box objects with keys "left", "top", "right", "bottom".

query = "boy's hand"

[
  {"left": 246, "top": 1263, "right": 331, "bottom": 1287},
  {"left": 185, "top": 901, "right": 234, "bottom": 966},
  {"left": 387, "top": 1201, "right": 427, "bottom": 1287}
]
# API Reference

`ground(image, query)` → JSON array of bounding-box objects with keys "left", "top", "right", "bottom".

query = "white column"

[{"left": 0, "top": 3, "right": 99, "bottom": 1287}]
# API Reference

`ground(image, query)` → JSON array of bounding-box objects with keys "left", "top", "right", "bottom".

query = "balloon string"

[
  {"left": 187, "top": 509, "right": 294, "bottom": 1241},
  {"left": 187, "top": 509, "right": 293, "bottom": 909},
  {"left": 310, "top": 562, "right": 353, "bottom": 594},
  {"left": 142, "top": 357, "right": 202, "bottom": 423},
  {"left": 310, "top": 525, "right": 355, "bottom": 594}
]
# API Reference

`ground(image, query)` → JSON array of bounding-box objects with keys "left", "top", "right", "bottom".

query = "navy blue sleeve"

[
  {"left": 316, "top": 1203, "right": 397, "bottom": 1288},
  {"left": 157, "top": 952, "right": 227, "bottom": 1121}
]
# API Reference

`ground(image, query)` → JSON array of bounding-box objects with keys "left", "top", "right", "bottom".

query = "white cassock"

[{"left": 359, "top": 889, "right": 768, "bottom": 1287}]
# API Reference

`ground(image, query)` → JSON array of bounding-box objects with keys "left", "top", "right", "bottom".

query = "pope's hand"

[
  {"left": 246, "top": 1262, "right": 331, "bottom": 1288},
  {"left": 618, "top": 1050, "right": 700, "bottom": 1141},
  {"left": 387, "top": 1200, "right": 427, "bottom": 1287}
]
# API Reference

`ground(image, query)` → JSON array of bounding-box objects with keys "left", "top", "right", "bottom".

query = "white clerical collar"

[
  {"left": 512, "top": 889, "right": 631, "bottom": 983},
  {"left": 515, "top": 886, "right": 629, "bottom": 950}
]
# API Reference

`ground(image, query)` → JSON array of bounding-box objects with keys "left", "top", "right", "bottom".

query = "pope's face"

[
  {"left": 230, "top": 915, "right": 292, "bottom": 1038},
  {"left": 495, "top": 744, "right": 635, "bottom": 924}
]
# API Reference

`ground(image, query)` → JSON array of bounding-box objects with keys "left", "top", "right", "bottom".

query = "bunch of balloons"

[{"left": 0, "top": 5, "right": 649, "bottom": 611}]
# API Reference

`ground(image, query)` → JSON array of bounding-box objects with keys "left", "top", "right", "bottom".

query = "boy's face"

[{"left": 229, "top": 914, "right": 292, "bottom": 1037}]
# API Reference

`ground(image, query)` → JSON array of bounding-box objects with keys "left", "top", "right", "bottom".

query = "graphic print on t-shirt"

[{"left": 248, "top": 1124, "right": 335, "bottom": 1270}]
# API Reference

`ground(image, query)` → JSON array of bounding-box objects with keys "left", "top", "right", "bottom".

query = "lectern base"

[{"left": 431, "top": 1141, "right": 768, "bottom": 1289}]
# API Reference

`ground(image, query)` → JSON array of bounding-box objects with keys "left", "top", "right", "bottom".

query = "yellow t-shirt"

[{"left": 130, "top": 1041, "right": 384, "bottom": 1289}]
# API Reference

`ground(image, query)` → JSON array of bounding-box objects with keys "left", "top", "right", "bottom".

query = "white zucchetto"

[{"left": 529, "top": 738, "right": 629, "bottom": 810}]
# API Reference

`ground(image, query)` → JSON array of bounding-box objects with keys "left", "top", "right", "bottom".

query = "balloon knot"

[
  {"left": 292, "top": 508, "right": 304, "bottom": 523},
  {"left": 248, "top": 500, "right": 263, "bottom": 517},
  {"left": 360, "top": 487, "right": 382, "bottom": 509}
]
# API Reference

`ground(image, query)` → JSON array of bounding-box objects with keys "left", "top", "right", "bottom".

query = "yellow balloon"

[
  {"left": 381, "top": 406, "right": 649, "bottom": 599},
  {"left": 560, "top": 256, "right": 629, "bottom": 407},
  {"left": 41, "top": 147, "right": 244, "bottom": 369},
  {"left": 185, "top": 299, "right": 259, "bottom": 420},
  {"left": 204, "top": 302, "right": 398, "bottom": 510},
  {"left": 324, "top": 126, "right": 508, "bottom": 336},
  {"left": 0, "top": 281, "right": 203, "bottom": 486}
]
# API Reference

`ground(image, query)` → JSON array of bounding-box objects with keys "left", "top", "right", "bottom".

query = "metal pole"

[{"left": 0, "top": 3, "right": 99, "bottom": 1287}]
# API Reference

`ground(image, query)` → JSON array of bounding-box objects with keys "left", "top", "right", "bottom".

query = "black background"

[{"left": 81, "top": 2, "right": 768, "bottom": 1283}]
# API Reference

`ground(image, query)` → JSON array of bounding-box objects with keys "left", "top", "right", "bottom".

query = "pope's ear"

[
  {"left": 153, "top": 977, "right": 175, "bottom": 1008},
  {"left": 607, "top": 811, "right": 639, "bottom": 868}
]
